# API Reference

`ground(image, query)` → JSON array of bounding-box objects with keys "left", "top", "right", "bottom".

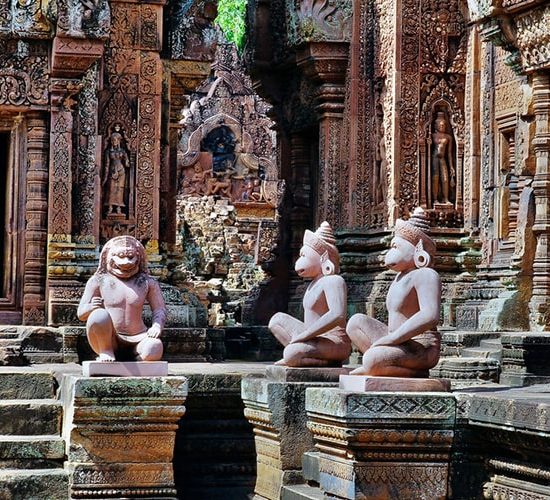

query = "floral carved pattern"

[{"left": 0, "top": 41, "right": 48, "bottom": 106}]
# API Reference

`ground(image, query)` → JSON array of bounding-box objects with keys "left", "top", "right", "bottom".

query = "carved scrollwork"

[{"left": 0, "top": 40, "right": 48, "bottom": 106}]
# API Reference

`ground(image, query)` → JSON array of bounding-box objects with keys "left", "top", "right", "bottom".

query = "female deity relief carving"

[
  {"left": 103, "top": 126, "right": 130, "bottom": 217},
  {"left": 431, "top": 111, "right": 455, "bottom": 205},
  {"left": 346, "top": 208, "right": 441, "bottom": 377},
  {"left": 77, "top": 236, "right": 166, "bottom": 362},
  {"left": 268, "top": 222, "right": 351, "bottom": 367}
]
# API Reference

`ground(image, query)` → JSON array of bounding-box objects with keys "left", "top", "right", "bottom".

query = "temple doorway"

[{"left": 0, "top": 131, "right": 9, "bottom": 297}]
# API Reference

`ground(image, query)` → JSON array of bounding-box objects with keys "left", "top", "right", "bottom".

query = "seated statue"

[
  {"left": 346, "top": 208, "right": 441, "bottom": 377},
  {"left": 269, "top": 222, "right": 351, "bottom": 367},
  {"left": 77, "top": 236, "right": 166, "bottom": 362}
]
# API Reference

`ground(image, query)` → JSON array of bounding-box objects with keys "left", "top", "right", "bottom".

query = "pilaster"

[
  {"left": 23, "top": 113, "right": 49, "bottom": 325},
  {"left": 529, "top": 72, "right": 550, "bottom": 329}
]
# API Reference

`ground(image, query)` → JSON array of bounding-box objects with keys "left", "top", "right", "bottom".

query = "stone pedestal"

[
  {"left": 82, "top": 361, "right": 168, "bottom": 377},
  {"left": 339, "top": 375, "right": 451, "bottom": 392},
  {"left": 63, "top": 375, "right": 187, "bottom": 499},
  {"left": 305, "top": 388, "right": 456, "bottom": 500},
  {"left": 241, "top": 366, "right": 349, "bottom": 500}
]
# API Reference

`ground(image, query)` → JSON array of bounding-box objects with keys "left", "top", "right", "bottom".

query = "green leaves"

[{"left": 215, "top": 0, "right": 248, "bottom": 50}]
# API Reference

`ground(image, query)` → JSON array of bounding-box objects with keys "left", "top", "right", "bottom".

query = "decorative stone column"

[
  {"left": 23, "top": 113, "right": 50, "bottom": 326},
  {"left": 241, "top": 366, "right": 347, "bottom": 499},
  {"left": 529, "top": 72, "right": 550, "bottom": 329},
  {"left": 47, "top": 79, "right": 81, "bottom": 325},
  {"left": 63, "top": 375, "right": 188, "bottom": 499},
  {"left": 305, "top": 388, "right": 456, "bottom": 499},
  {"left": 288, "top": 0, "right": 351, "bottom": 229},
  {"left": 296, "top": 45, "right": 348, "bottom": 227}
]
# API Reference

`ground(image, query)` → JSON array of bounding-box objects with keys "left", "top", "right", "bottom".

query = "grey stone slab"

[
  {"left": 0, "top": 371, "right": 56, "bottom": 400},
  {"left": 302, "top": 451, "right": 320, "bottom": 483},
  {"left": 305, "top": 388, "right": 456, "bottom": 423},
  {"left": 0, "top": 401, "right": 62, "bottom": 435},
  {"left": 281, "top": 484, "right": 325, "bottom": 500},
  {"left": 0, "top": 468, "right": 68, "bottom": 500},
  {"left": 0, "top": 436, "right": 65, "bottom": 462}
]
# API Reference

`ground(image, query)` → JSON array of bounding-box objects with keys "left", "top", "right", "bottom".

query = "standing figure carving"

[
  {"left": 103, "top": 126, "right": 130, "bottom": 217},
  {"left": 346, "top": 208, "right": 441, "bottom": 377},
  {"left": 77, "top": 236, "right": 166, "bottom": 362},
  {"left": 268, "top": 222, "right": 351, "bottom": 367},
  {"left": 431, "top": 111, "right": 455, "bottom": 205}
]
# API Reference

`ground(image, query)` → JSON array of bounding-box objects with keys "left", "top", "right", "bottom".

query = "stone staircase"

[
  {"left": 0, "top": 328, "right": 23, "bottom": 364},
  {"left": 282, "top": 452, "right": 324, "bottom": 500},
  {"left": 0, "top": 368, "right": 68, "bottom": 499},
  {"left": 461, "top": 337, "right": 503, "bottom": 362},
  {"left": 431, "top": 330, "right": 503, "bottom": 387}
]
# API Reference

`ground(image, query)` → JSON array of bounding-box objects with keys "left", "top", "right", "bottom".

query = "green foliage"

[{"left": 215, "top": 0, "right": 248, "bottom": 50}]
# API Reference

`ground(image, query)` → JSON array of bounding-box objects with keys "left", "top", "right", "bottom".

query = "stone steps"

[
  {"left": 0, "top": 468, "right": 68, "bottom": 500},
  {"left": 461, "top": 346, "right": 502, "bottom": 361},
  {"left": 431, "top": 356, "right": 500, "bottom": 388},
  {"left": 0, "top": 369, "right": 68, "bottom": 498},
  {"left": 0, "top": 435, "right": 65, "bottom": 467},
  {"left": 0, "top": 369, "right": 57, "bottom": 399},
  {"left": 282, "top": 484, "right": 325, "bottom": 500},
  {"left": 0, "top": 400, "right": 62, "bottom": 435}
]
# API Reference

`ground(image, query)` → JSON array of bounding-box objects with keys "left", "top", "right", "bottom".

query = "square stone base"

[
  {"left": 82, "top": 361, "right": 168, "bottom": 377},
  {"left": 339, "top": 375, "right": 451, "bottom": 392},
  {"left": 266, "top": 365, "right": 351, "bottom": 382}
]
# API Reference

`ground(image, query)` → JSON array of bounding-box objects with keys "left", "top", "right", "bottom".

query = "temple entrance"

[
  {"left": 0, "top": 118, "right": 24, "bottom": 324},
  {"left": 0, "top": 131, "right": 9, "bottom": 297}
]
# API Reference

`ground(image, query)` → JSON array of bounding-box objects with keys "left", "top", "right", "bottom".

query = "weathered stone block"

[
  {"left": 63, "top": 375, "right": 187, "bottom": 499},
  {"left": 0, "top": 468, "right": 68, "bottom": 500},
  {"left": 0, "top": 401, "right": 62, "bottom": 436},
  {"left": 305, "top": 388, "right": 456, "bottom": 500},
  {"left": 172, "top": 366, "right": 263, "bottom": 499},
  {"left": 0, "top": 369, "right": 56, "bottom": 399},
  {"left": 500, "top": 332, "right": 550, "bottom": 386},
  {"left": 242, "top": 368, "right": 342, "bottom": 500}
]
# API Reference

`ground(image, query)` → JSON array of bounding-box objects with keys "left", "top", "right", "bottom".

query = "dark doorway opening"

[{"left": 0, "top": 132, "right": 10, "bottom": 297}]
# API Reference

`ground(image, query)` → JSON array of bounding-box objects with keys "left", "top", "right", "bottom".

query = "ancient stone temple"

[{"left": 1, "top": 0, "right": 550, "bottom": 498}]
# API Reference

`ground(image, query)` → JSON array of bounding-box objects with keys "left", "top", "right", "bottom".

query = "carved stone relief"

[
  {"left": 0, "top": 0, "right": 52, "bottom": 38},
  {"left": 286, "top": 0, "right": 352, "bottom": 47},
  {"left": 49, "top": 0, "right": 110, "bottom": 39},
  {"left": 0, "top": 40, "right": 49, "bottom": 107},
  {"left": 98, "top": 0, "right": 162, "bottom": 243},
  {"left": 175, "top": 43, "right": 282, "bottom": 326},
  {"left": 178, "top": 44, "right": 279, "bottom": 209},
  {"left": 165, "top": 0, "right": 218, "bottom": 61}
]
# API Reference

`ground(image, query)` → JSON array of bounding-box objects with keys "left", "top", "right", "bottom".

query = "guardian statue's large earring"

[
  {"left": 414, "top": 240, "right": 431, "bottom": 269},
  {"left": 320, "top": 251, "right": 335, "bottom": 276}
]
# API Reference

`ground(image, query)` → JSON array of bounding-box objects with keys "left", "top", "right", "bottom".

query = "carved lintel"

[{"left": 51, "top": 36, "right": 105, "bottom": 78}]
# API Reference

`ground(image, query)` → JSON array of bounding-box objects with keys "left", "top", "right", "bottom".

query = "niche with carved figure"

[
  {"left": 430, "top": 109, "right": 457, "bottom": 207},
  {"left": 419, "top": 96, "right": 465, "bottom": 226},
  {"left": 102, "top": 124, "right": 133, "bottom": 221}
]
